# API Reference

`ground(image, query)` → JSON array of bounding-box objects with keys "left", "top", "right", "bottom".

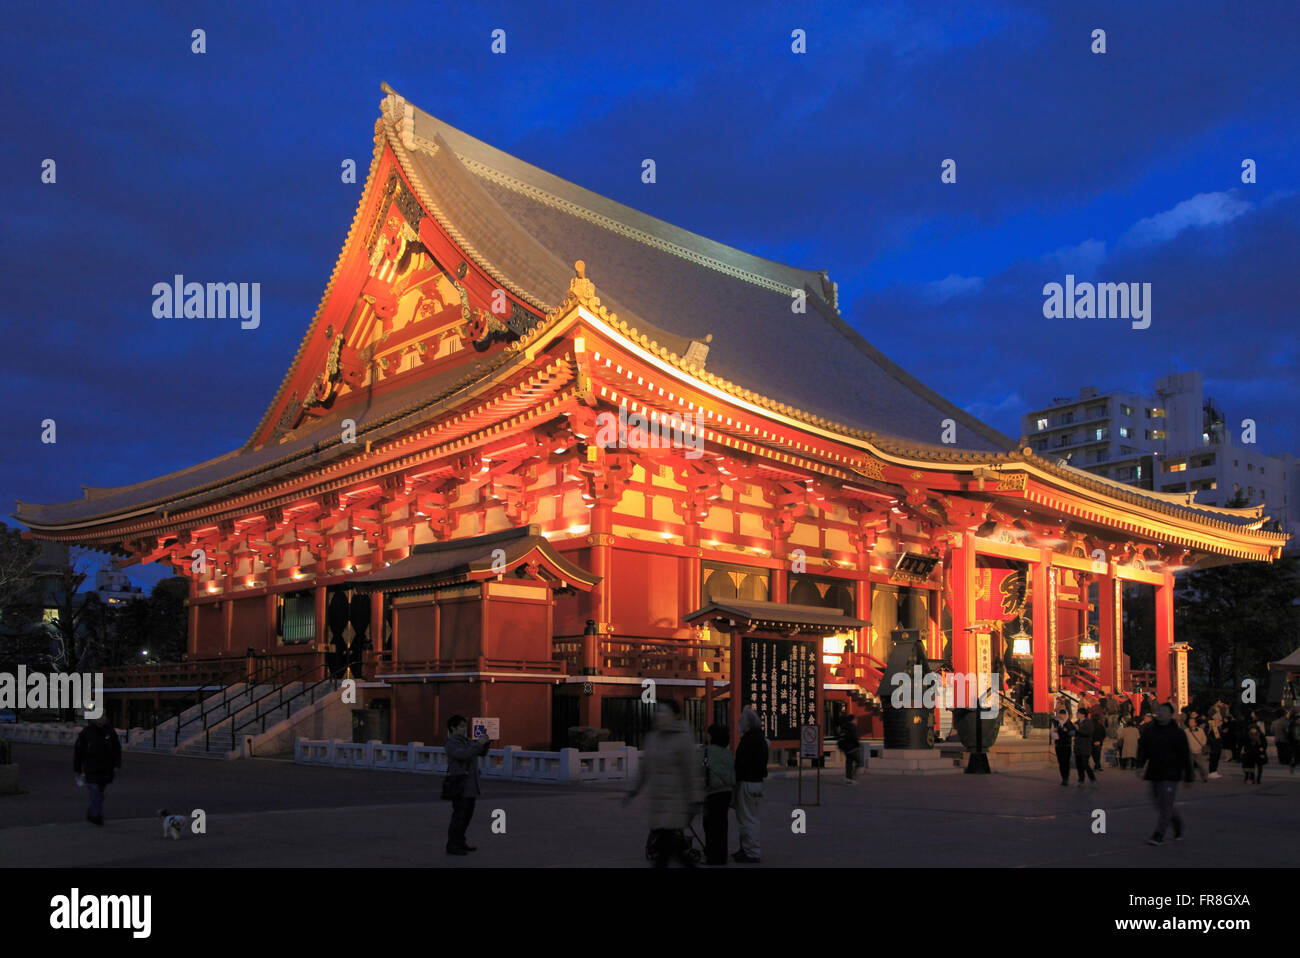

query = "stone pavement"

[{"left": 2, "top": 744, "right": 1297, "bottom": 867}]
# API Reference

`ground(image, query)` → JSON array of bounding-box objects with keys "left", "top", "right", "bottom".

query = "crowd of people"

[{"left": 1049, "top": 690, "right": 1298, "bottom": 788}]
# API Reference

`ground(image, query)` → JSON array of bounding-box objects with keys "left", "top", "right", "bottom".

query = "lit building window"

[
  {"left": 1036, "top": 417, "right": 1048, "bottom": 431},
  {"left": 1118, "top": 427, "right": 1130, "bottom": 438}
]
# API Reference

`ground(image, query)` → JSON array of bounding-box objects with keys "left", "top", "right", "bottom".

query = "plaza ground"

[{"left": 1, "top": 744, "right": 1297, "bottom": 867}]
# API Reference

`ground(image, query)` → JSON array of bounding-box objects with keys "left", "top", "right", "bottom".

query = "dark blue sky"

[{"left": 2, "top": 0, "right": 1297, "bottom": 587}]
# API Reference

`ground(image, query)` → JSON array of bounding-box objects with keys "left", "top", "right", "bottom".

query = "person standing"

[
  {"left": 837, "top": 714, "right": 862, "bottom": 784},
  {"left": 701, "top": 724, "right": 735, "bottom": 866},
  {"left": 1050, "top": 710, "right": 1075, "bottom": 786},
  {"left": 1074, "top": 711, "right": 1098, "bottom": 785},
  {"left": 1136, "top": 702, "right": 1193, "bottom": 845},
  {"left": 733, "top": 706, "right": 768, "bottom": 863},
  {"left": 1118, "top": 717, "right": 1140, "bottom": 769},
  {"left": 1205, "top": 710, "right": 1223, "bottom": 779},
  {"left": 1241, "top": 726, "right": 1267, "bottom": 785},
  {"left": 73, "top": 714, "right": 121, "bottom": 826},
  {"left": 442, "top": 714, "right": 491, "bottom": 855},
  {"left": 626, "top": 698, "right": 702, "bottom": 867},
  {"left": 1089, "top": 708, "right": 1107, "bottom": 771},
  {"left": 1185, "top": 715, "right": 1209, "bottom": 783}
]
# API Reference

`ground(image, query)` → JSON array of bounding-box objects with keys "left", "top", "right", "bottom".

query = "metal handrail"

[
  {"left": 201, "top": 658, "right": 320, "bottom": 753},
  {"left": 226, "top": 663, "right": 338, "bottom": 753},
  {"left": 998, "top": 691, "right": 1032, "bottom": 737},
  {"left": 168, "top": 666, "right": 250, "bottom": 748}
]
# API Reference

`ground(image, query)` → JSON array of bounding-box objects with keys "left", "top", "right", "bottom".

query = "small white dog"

[{"left": 159, "top": 809, "right": 186, "bottom": 841}]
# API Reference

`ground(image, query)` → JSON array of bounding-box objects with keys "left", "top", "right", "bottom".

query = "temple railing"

[
  {"left": 597, "top": 637, "right": 730, "bottom": 680},
  {"left": 102, "top": 657, "right": 247, "bottom": 689},
  {"left": 825, "top": 650, "right": 885, "bottom": 694},
  {"left": 102, "top": 648, "right": 340, "bottom": 690},
  {"left": 376, "top": 657, "right": 564, "bottom": 676}
]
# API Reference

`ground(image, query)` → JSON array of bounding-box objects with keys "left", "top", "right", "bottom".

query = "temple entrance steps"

[
  {"left": 986, "top": 728, "right": 1056, "bottom": 771},
  {"left": 126, "top": 680, "right": 345, "bottom": 759},
  {"left": 125, "top": 683, "right": 263, "bottom": 754},
  {"left": 171, "top": 682, "right": 308, "bottom": 757}
]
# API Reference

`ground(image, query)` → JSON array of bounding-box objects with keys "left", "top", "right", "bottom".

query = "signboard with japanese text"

[{"left": 740, "top": 636, "right": 818, "bottom": 745}]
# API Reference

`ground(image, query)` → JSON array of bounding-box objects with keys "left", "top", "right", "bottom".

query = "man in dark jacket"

[
  {"left": 1050, "top": 710, "right": 1075, "bottom": 786},
  {"left": 1089, "top": 708, "right": 1107, "bottom": 771},
  {"left": 1136, "top": 702, "right": 1193, "bottom": 845},
  {"left": 733, "top": 706, "right": 768, "bottom": 863},
  {"left": 443, "top": 714, "right": 491, "bottom": 855},
  {"left": 73, "top": 715, "right": 121, "bottom": 826}
]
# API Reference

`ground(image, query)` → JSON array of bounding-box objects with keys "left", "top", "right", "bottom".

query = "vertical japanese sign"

[{"left": 740, "top": 636, "right": 817, "bottom": 743}]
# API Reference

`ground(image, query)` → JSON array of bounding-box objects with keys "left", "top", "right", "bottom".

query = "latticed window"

[{"left": 278, "top": 591, "right": 315, "bottom": 644}]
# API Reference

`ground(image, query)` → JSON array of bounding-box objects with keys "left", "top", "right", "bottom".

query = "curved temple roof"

[{"left": 11, "top": 88, "right": 1287, "bottom": 558}]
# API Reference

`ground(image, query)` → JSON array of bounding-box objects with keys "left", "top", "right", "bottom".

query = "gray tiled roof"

[{"left": 408, "top": 105, "right": 1015, "bottom": 454}]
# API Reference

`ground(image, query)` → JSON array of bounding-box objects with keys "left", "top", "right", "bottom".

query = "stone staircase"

[
  {"left": 126, "top": 679, "right": 338, "bottom": 759},
  {"left": 126, "top": 683, "right": 258, "bottom": 755}
]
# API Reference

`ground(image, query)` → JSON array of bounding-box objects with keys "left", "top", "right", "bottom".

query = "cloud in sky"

[{"left": 1120, "top": 191, "right": 1253, "bottom": 249}]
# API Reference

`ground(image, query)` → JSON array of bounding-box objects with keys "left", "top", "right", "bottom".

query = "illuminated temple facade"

[{"left": 16, "top": 87, "right": 1288, "bottom": 749}]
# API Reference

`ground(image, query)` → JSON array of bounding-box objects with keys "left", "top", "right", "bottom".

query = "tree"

[
  {"left": 1177, "top": 553, "right": 1300, "bottom": 697},
  {"left": 117, "top": 577, "right": 188, "bottom": 664},
  {"left": 0, "top": 522, "right": 40, "bottom": 631}
]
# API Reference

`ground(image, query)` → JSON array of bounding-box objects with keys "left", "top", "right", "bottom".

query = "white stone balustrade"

[{"left": 293, "top": 737, "right": 638, "bottom": 783}]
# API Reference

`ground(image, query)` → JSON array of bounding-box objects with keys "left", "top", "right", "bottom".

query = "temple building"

[{"left": 15, "top": 86, "right": 1288, "bottom": 750}]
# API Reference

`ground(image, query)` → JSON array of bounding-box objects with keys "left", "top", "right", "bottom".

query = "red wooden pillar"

[
  {"left": 582, "top": 508, "right": 612, "bottom": 727},
  {"left": 771, "top": 530, "right": 789, "bottom": 603},
  {"left": 187, "top": 599, "right": 199, "bottom": 658},
  {"left": 1097, "top": 571, "right": 1115, "bottom": 692},
  {"left": 1155, "top": 571, "right": 1174, "bottom": 704},
  {"left": 927, "top": 573, "right": 942, "bottom": 661},
  {"left": 265, "top": 593, "right": 278, "bottom": 651},
  {"left": 221, "top": 599, "right": 234, "bottom": 655},
  {"left": 949, "top": 538, "right": 975, "bottom": 674},
  {"left": 314, "top": 586, "right": 327, "bottom": 647},
  {"left": 370, "top": 592, "right": 383, "bottom": 656},
  {"left": 1031, "top": 551, "right": 1051, "bottom": 715},
  {"left": 1113, "top": 579, "right": 1125, "bottom": 690}
]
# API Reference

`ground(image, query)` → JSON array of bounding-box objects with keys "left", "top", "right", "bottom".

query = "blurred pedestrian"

[
  {"left": 1136, "top": 702, "right": 1193, "bottom": 846},
  {"left": 626, "top": 698, "right": 702, "bottom": 867},
  {"left": 733, "top": 706, "right": 768, "bottom": 863},
  {"left": 701, "top": 724, "right": 735, "bottom": 866},
  {"left": 1270, "top": 712, "right": 1292, "bottom": 768},
  {"left": 73, "top": 714, "right": 121, "bottom": 826},
  {"left": 442, "top": 714, "right": 491, "bottom": 855}
]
